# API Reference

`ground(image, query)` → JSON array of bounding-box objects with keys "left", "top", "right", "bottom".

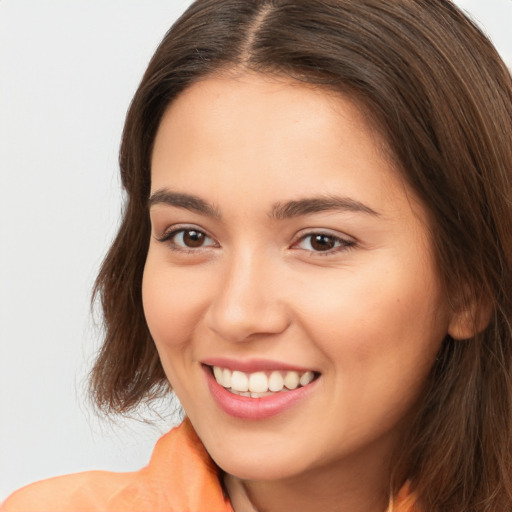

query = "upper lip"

[{"left": 202, "top": 357, "right": 317, "bottom": 373}]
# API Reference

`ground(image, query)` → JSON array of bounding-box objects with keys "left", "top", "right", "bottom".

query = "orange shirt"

[
  {"left": 1, "top": 420, "right": 233, "bottom": 512},
  {"left": 1, "top": 419, "right": 418, "bottom": 511}
]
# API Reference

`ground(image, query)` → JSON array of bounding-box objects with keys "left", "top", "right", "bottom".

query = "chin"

[
  {"left": 207, "top": 440, "right": 313, "bottom": 482},
  {"left": 218, "top": 458, "right": 298, "bottom": 481}
]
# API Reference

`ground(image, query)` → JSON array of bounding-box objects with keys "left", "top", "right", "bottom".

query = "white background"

[{"left": 1, "top": 0, "right": 511, "bottom": 502}]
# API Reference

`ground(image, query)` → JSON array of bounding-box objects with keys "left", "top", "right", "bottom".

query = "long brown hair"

[{"left": 90, "top": 1, "right": 512, "bottom": 509}]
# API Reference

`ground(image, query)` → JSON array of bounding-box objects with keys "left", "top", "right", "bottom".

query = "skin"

[{"left": 143, "top": 72, "right": 463, "bottom": 512}]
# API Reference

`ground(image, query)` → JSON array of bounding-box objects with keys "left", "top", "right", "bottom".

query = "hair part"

[{"left": 90, "top": 1, "right": 512, "bottom": 509}]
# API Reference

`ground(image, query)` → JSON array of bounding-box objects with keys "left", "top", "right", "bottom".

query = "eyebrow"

[
  {"left": 148, "top": 189, "right": 379, "bottom": 219},
  {"left": 148, "top": 189, "right": 221, "bottom": 218},
  {"left": 270, "top": 196, "right": 379, "bottom": 219}
]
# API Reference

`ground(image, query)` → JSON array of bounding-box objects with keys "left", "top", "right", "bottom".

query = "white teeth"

[
  {"left": 300, "top": 371, "right": 314, "bottom": 387},
  {"left": 249, "top": 372, "right": 268, "bottom": 393},
  {"left": 222, "top": 368, "right": 232, "bottom": 388},
  {"left": 268, "top": 371, "right": 284, "bottom": 392},
  {"left": 284, "top": 371, "right": 300, "bottom": 390},
  {"left": 250, "top": 392, "right": 273, "bottom": 398},
  {"left": 231, "top": 371, "right": 249, "bottom": 392},
  {"left": 213, "top": 366, "right": 223, "bottom": 383},
  {"left": 211, "top": 366, "right": 317, "bottom": 395}
]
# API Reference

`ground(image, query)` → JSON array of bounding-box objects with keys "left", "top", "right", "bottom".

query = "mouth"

[
  {"left": 202, "top": 361, "right": 320, "bottom": 420},
  {"left": 209, "top": 365, "right": 319, "bottom": 398}
]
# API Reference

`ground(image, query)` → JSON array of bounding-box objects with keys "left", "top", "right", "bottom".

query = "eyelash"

[{"left": 156, "top": 227, "right": 356, "bottom": 255}]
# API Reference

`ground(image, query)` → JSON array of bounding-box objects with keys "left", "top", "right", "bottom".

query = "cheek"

[
  {"left": 292, "top": 255, "right": 449, "bottom": 373},
  {"left": 141, "top": 256, "right": 209, "bottom": 352},
  {"left": 298, "top": 268, "right": 447, "bottom": 441}
]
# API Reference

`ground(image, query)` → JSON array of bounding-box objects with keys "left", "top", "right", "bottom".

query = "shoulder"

[
  {"left": 1, "top": 470, "right": 133, "bottom": 512},
  {"left": 1, "top": 420, "right": 233, "bottom": 512}
]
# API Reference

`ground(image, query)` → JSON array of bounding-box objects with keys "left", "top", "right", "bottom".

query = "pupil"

[
  {"left": 183, "top": 230, "right": 204, "bottom": 248},
  {"left": 311, "top": 234, "right": 334, "bottom": 251}
]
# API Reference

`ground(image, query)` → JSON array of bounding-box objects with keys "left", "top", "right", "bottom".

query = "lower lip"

[{"left": 203, "top": 365, "right": 318, "bottom": 420}]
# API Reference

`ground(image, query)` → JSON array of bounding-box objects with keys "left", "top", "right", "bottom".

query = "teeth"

[
  {"left": 284, "top": 371, "right": 299, "bottom": 390},
  {"left": 268, "top": 371, "right": 284, "bottom": 392},
  {"left": 222, "top": 368, "right": 232, "bottom": 388},
  {"left": 213, "top": 366, "right": 223, "bottom": 383},
  {"left": 300, "top": 371, "right": 314, "bottom": 386},
  {"left": 211, "top": 366, "right": 316, "bottom": 395},
  {"left": 249, "top": 372, "right": 268, "bottom": 393},
  {"left": 250, "top": 391, "right": 273, "bottom": 398},
  {"left": 231, "top": 370, "right": 249, "bottom": 392}
]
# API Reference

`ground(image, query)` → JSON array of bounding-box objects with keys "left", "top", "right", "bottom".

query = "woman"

[{"left": 3, "top": 0, "right": 512, "bottom": 510}]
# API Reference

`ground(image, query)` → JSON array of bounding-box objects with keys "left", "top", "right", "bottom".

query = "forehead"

[
  {"left": 150, "top": 72, "right": 419, "bottom": 222},
  {"left": 154, "top": 73, "right": 385, "bottom": 149}
]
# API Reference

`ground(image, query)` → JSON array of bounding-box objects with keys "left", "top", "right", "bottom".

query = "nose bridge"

[{"left": 207, "top": 246, "right": 289, "bottom": 342}]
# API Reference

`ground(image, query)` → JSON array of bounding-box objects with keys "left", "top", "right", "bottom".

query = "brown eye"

[
  {"left": 181, "top": 230, "right": 206, "bottom": 248},
  {"left": 310, "top": 234, "right": 336, "bottom": 251},
  {"left": 160, "top": 228, "right": 216, "bottom": 250},
  {"left": 294, "top": 232, "right": 354, "bottom": 254}
]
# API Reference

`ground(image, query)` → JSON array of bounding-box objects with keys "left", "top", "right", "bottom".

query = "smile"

[
  {"left": 202, "top": 363, "right": 320, "bottom": 420},
  {"left": 212, "top": 366, "right": 316, "bottom": 397}
]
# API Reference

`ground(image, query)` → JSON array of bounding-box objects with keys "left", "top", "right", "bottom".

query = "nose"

[{"left": 205, "top": 249, "right": 291, "bottom": 343}]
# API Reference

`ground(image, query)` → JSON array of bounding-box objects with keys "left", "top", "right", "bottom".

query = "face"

[{"left": 143, "top": 73, "right": 455, "bottom": 482}]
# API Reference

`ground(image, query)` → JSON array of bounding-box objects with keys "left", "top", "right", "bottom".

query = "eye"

[
  {"left": 157, "top": 227, "right": 217, "bottom": 250},
  {"left": 294, "top": 232, "right": 355, "bottom": 253}
]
